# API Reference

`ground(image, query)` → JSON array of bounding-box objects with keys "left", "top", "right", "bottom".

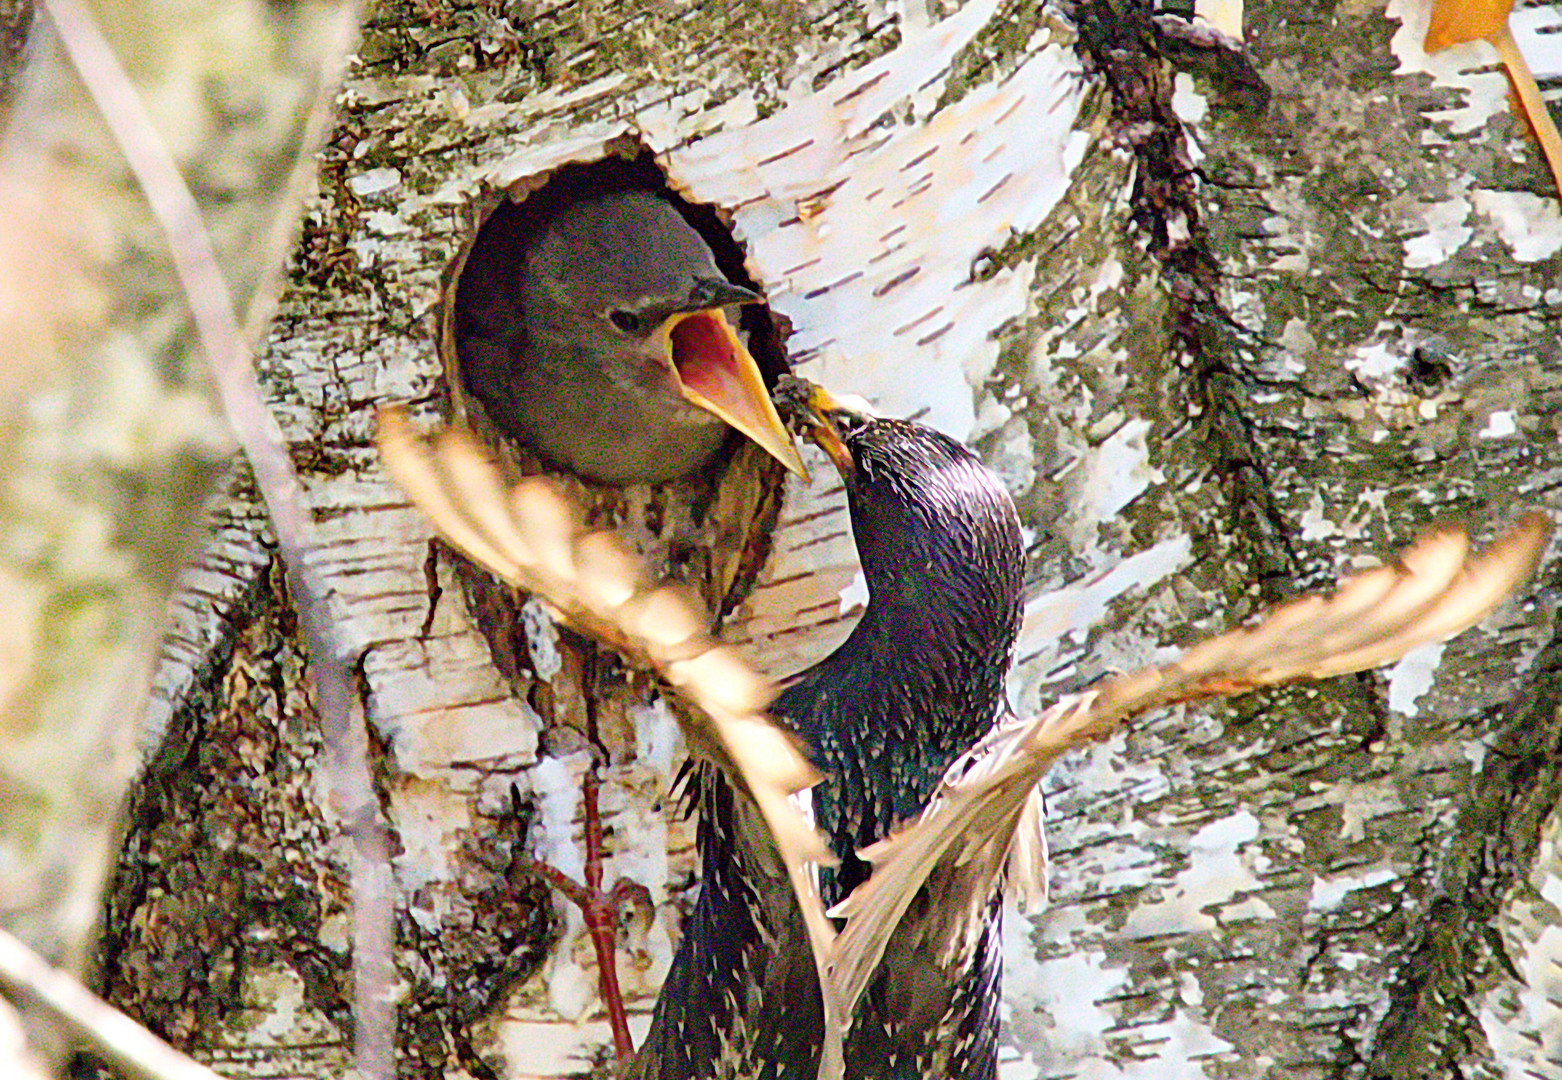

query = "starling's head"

[
  {"left": 521, "top": 191, "right": 805, "bottom": 476},
  {"left": 780, "top": 375, "right": 1024, "bottom": 651},
  {"left": 774, "top": 375, "right": 878, "bottom": 478}
]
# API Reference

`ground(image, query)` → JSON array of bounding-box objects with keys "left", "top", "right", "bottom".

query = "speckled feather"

[
  {"left": 787, "top": 416, "right": 1023, "bottom": 898},
  {"left": 632, "top": 408, "right": 1025, "bottom": 1080}
]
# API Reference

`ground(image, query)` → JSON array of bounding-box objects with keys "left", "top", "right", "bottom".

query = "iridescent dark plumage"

[{"left": 631, "top": 384, "right": 1025, "bottom": 1080}]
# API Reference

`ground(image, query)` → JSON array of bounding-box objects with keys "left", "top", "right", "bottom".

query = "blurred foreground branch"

[
  {"left": 0, "top": 929, "right": 222, "bottom": 1080},
  {"left": 38, "top": 0, "right": 389, "bottom": 1075}
]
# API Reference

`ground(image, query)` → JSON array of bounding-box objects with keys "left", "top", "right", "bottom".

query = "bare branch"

[{"left": 0, "top": 928, "right": 224, "bottom": 1080}]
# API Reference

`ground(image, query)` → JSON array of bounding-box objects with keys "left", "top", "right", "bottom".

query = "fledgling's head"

[{"left": 519, "top": 191, "right": 803, "bottom": 476}]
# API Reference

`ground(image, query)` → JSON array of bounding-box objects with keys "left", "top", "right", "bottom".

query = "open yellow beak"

[{"left": 660, "top": 309, "right": 807, "bottom": 479}]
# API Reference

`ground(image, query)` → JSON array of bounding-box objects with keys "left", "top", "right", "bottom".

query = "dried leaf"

[
  {"left": 376, "top": 408, "right": 845, "bottom": 1070},
  {"left": 1425, "top": 0, "right": 1512, "bottom": 50}
]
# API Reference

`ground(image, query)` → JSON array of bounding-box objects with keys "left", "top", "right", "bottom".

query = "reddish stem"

[
  {"left": 580, "top": 766, "right": 634, "bottom": 1062},
  {"left": 523, "top": 649, "right": 635, "bottom": 1064},
  {"left": 518, "top": 765, "right": 635, "bottom": 1062}
]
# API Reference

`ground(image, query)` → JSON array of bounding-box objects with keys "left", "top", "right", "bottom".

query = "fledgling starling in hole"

[
  {"left": 444, "top": 188, "right": 810, "bottom": 1061},
  {"left": 455, "top": 189, "right": 805, "bottom": 484},
  {"left": 630, "top": 376, "right": 1027, "bottom": 1080}
]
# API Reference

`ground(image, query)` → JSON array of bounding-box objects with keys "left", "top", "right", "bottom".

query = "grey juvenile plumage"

[
  {"left": 455, "top": 189, "right": 804, "bottom": 484},
  {"left": 631, "top": 379, "right": 1026, "bottom": 1080}
]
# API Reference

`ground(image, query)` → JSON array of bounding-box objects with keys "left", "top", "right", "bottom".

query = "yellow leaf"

[{"left": 1425, "top": 0, "right": 1512, "bottom": 50}]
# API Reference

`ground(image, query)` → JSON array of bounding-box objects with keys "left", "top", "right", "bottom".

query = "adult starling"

[
  {"left": 378, "top": 397, "right": 1548, "bottom": 1080},
  {"left": 630, "top": 377, "right": 1026, "bottom": 1080},
  {"left": 454, "top": 189, "right": 805, "bottom": 484}
]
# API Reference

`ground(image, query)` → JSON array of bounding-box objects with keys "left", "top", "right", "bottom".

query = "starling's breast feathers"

[
  {"left": 772, "top": 410, "right": 1026, "bottom": 873},
  {"left": 840, "top": 418, "right": 1023, "bottom": 684}
]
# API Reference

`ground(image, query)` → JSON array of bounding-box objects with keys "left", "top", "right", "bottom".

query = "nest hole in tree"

[{"left": 440, "top": 139, "right": 793, "bottom": 465}]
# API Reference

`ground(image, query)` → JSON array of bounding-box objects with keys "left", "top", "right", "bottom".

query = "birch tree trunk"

[{"left": 40, "top": 0, "right": 1562, "bottom": 1078}]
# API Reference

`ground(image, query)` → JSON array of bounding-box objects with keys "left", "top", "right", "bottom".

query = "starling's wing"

[
  {"left": 376, "top": 409, "right": 842, "bottom": 1020},
  {"left": 828, "top": 514, "right": 1550, "bottom": 1024}
]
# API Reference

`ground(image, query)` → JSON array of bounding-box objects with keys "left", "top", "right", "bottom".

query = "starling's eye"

[
  {"left": 835, "top": 413, "right": 872, "bottom": 442},
  {"left": 608, "top": 309, "right": 646, "bottom": 334}
]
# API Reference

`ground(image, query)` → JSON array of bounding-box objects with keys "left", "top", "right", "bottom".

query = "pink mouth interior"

[{"left": 670, "top": 312, "right": 742, "bottom": 405}]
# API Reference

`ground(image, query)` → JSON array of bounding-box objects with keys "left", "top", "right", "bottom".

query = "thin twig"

[
  {"left": 580, "top": 766, "right": 634, "bottom": 1062},
  {"left": 38, "top": 2, "right": 392, "bottom": 1078},
  {"left": 515, "top": 768, "right": 635, "bottom": 1060},
  {"left": 581, "top": 651, "right": 634, "bottom": 1062},
  {"left": 1493, "top": 25, "right": 1562, "bottom": 203},
  {"left": 0, "top": 929, "right": 223, "bottom": 1080}
]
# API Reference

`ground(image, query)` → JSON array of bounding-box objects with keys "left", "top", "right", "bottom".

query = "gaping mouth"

[{"left": 662, "top": 309, "right": 806, "bottom": 477}]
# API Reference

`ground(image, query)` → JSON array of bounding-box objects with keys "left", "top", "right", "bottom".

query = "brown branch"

[
  {"left": 579, "top": 650, "right": 633, "bottom": 1061},
  {"left": 514, "top": 768, "right": 635, "bottom": 1061},
  {"left": 1492, "top": 25, "right": 1562, "bottom": 202},
  {"left": 579, "top": 765, "right": 634, "bottom": 1062}
]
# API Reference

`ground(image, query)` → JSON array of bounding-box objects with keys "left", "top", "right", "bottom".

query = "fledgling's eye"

[{"left": 608, "top": 309, "right": 645, "bottom": 334}]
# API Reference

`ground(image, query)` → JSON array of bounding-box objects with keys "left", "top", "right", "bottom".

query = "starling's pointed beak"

[
  {"left": 660, "top": 308, "right": 808, "bottom": 478},
  {"left": 676, "top": 277, "right": 763, "bottom": 312},
  {"left": 792, "top": 383, "right": 856, "bottom": 479}
]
